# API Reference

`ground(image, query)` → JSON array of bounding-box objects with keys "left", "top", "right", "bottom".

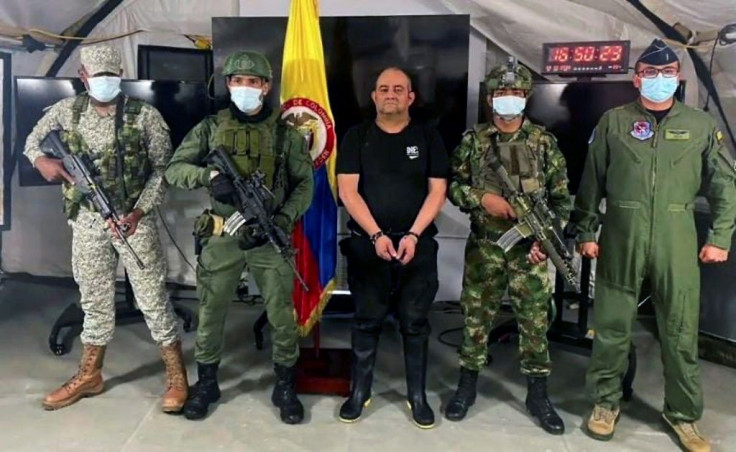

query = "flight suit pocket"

[
  {"left": 666, "top": 203, "right": 693, "bottom": 212},
  {"left": 611, "top": 200, "right": 641, "bottom": 209},
  {"left": 671, "top": 143, "right": 702, "bottom": 169},
  {"left": 597, "top": 200, "right": 645, "bottom": 288},
  {"left": 609, "top": 135, "right": 643, "bottom": 164}
]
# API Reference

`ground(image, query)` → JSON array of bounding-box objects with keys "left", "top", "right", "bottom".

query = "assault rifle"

[
  {"left": 206, "top": 146, "right": 308, "bottom": 291},
  {"left": 41, "top": 130, "right": 145, "bottom": 269},
  {"left": 488, "top": 140, "right": 579, "bottom": 292}
]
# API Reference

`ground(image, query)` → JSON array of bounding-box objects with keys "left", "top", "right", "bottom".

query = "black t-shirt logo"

[{"left": 406, "top": 145, "right": 419, "bottom": 160}]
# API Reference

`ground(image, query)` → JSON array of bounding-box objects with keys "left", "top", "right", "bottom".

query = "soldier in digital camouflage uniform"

[
  {"left": 164, "top": 50, "right": 314, "bottom": 424},
  {"left": 445, "top": 59, "right": 571, "bottom": 434},
  {"left": 25, "top": 45, "right": 187, "bottom": 414}
]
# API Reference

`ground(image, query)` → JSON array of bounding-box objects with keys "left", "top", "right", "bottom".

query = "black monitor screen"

[
  {"left": 479, "top": 81, "right": 685, "bottom": 193},
  {"left": 213, "top": 15, "right": 470, "bottom": 151},
  {"left": 15, "top": 77, "right": 209, "bottom": 186},
  {"left": 137, "top": 45, "right": 213, "bottom": 82}
]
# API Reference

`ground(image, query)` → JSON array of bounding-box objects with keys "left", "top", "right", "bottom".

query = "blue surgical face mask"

[
  {"left": 640, "top": 74, "right": 678, "bottom": 103},
  {"left": 87, "top": 76, "right": 121, "bottom": 102},
  {"left": 492, "top": 95, "right": 526, "bottom": 119},
  {"left": 230, "top": 86, "right": 263, "bottom": 113}
]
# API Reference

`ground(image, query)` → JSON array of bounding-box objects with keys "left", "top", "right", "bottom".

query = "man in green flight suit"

[
  {"left": 446, "top": 59, "right": 571, "bottom": 434},
  {"left": 572, "top": 39, "right": 736, "bottom": 452},
  {"left": 164, "top": 50, "right": 314, "bottom": 424}
]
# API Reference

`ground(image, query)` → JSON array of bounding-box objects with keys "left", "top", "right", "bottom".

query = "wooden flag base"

[
  {"left": 295, "top": 323, "right": 351, "bottom": 396},
  {"left": 296, "top": 347, "right": 351, "bottom": 396}
]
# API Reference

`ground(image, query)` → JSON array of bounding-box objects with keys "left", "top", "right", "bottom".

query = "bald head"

[
  {"left": 371, "top": 67, "right": 415, "bottom": 119},
  {"left": 374, "top": 67, "right": 412, "bottom": 91}
]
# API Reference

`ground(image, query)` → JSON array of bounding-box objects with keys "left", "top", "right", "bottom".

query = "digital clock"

[{"left": 541, "top": 41, "right": 630, "bottom": 76}]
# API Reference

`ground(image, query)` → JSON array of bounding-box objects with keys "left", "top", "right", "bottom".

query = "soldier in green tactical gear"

[
  {"left": 572, "top": 39, "right": 736, "bottom": 452},
  {"left": 165, "top": 50, "right": 314, "bottom": 424},
  {"left": 446, "top": 58, "right": 571, "bottom": 435}
]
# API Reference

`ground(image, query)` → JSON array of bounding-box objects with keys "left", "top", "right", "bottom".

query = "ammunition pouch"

[
  {"left": 193, "top": 209, "right": 226, "bottom": 239},
  {"left": 193, "top": 209, "right": 266, "bottom": 251}
]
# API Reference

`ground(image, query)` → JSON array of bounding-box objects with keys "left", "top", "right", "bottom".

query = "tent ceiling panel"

[{"left": 0, "top": 0, "right": 105, "bottom": 33}]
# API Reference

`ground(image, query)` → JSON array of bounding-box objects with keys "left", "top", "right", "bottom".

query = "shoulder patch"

[{"left": 540, "top": 130, "right": 557, "bottom": 143}]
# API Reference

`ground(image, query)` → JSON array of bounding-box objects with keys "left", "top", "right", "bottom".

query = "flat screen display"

[
  {"left": 15, "top": 78, "right": 210, "bottom": 186},
  {"left": 478, "top": 80, "right": 685, "bottom": 193},
  {"left": 212, "top": 15, "right": 470, "bottom": 151}
]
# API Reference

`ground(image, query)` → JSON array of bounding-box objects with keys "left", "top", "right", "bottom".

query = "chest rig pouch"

[
  {"left": 471, "top": 123, "right": 545, "bottom": 197},
  {"left": 61, "top": 93, "right": 150, "bottom": 219},
  {"left": 212, "top": 108, "right": 289, "bottom": 212}
]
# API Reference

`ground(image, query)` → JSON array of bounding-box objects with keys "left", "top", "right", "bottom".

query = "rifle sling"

[{"left": 113, "top": 94, "right": 128, "bottom": 213}]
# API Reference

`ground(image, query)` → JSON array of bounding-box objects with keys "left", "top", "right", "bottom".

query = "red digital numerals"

[
  {"left": 549, "top": 45, "right": 622, "bottom": 64},
  {"left": 599, "top": 46, "right": 622, "bottom": 62},
  {"left": 550, "top": 47, "right": 570, "bottom": 63}
]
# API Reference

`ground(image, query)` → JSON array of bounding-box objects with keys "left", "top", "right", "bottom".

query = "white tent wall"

[
  {"left": 441, "top": 0, "right": 735, "bottom": 152},
  {"left": 0, "top": 0, "right": 734, "bottom": 301},
  {"left": 0, "top": 0, "right": 239, "bottom": 283},
  {"left": 0, "top": 0, "right": 484, "bottom": 302}
]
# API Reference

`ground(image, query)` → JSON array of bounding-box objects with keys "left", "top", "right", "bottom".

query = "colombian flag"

[{"left": 280, "top": 0, "right": 337, "bottom": 336}]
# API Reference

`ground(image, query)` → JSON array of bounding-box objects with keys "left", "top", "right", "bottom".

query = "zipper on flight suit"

[
  {"left": 649, "top": 116, "right": 668, "bottom": 268},
  {"left": 648, "top": 115, "right": 667, "bottom": 264}
]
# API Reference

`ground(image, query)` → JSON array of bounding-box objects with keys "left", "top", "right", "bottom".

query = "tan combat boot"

[
  {"left": 586, "top": 404, "right": 620, "bottom": 441},
  {"left": 43, "top": 344, "right": 105, "bottom": 410},
  {"left": 663, "top": 414, "right": 711, "bottom": 452},
  {"left": 160, "top": 340, "right": 188, "bottom": 413}
]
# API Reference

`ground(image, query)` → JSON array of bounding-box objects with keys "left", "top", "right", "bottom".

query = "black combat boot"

[
  {"left": 183, "top": 362, "right": 221, "bottom": 420},
  {"left": 444, "top": 366, "right": 479, "bottom": 421},
  {"left": 403, "top": 335, "right": 435, "bottom": 429},
  {"left": 272, "top": 364, "right": 304, "bottom": 424},
  {"left": 339, "top": 329, "right": 380, "bottom": 422},
  {"left": 526, "top": 376, "right": 565, "bottom": 435}
]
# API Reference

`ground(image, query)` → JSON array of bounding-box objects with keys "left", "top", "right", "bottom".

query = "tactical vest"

[
  {"left": 212, "top": 108, "right": 289, "bottom": 213},
  {"left": 471, "top": 122, "right": 546, "bottom": 197},
  {"left": 61, "top": 93, "right": 150, "bottom": 219}
]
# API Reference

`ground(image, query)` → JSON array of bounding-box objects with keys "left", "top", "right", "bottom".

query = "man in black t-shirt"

[{"left": 336, "top": 67, "right": 449, "bottom": 429}]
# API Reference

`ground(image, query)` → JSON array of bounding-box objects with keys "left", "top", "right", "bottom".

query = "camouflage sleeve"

[
  {"left": 277, "top": 128, "right": 314, "bottom": 225},
  {"left": 164, "top": 117, "right": 216, "bottom": 189},
  {"left": 24, "top": 98, "right": 75, "bottom": 165},
  {"left": 448, "top": 131, "right": 485, "bottom": 211},
  {"left": 571, "top": 113, "right": 610, "bottom": 244},
  {"left": 133, "top": 105, "right": 172, "bottom": 214},
  {"left": 541, "top": 133, "right": 572, "bottom": 221},
  {"left": 702, "top": 124, "right": 736, "bottom": 250}
]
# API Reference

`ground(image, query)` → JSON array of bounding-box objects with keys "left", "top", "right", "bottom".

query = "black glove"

[
  {"left": 211, "top": 174, "right": 236, "bottom": 205},
  {"left": 273, "top": 213, "right": 292, "bottom": 233},
  {"left": 238, "top": 226, "right": 268, "bottom": 250}
]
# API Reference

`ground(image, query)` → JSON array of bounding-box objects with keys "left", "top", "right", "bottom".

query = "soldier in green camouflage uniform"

[
  {"left": 24, "top": 45, "right": 188, "bottom": 414},
  {"left": 164, "top": 51, "right": 314, "bottom": 424},
  {"left": 445, "top": 60, "right": 571, "bottom": 434}
]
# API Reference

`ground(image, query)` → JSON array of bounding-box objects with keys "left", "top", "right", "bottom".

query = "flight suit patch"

[
  {"left": 664, "top": 129, "right": 690, "bottom": 140},
  {"left": 631, "top": 120, "right": 653, "bottom": 141}
]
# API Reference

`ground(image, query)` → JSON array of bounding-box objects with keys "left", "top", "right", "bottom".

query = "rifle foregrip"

[{"left": 543, "top": 240, "right": 580, "bottom": 292}]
